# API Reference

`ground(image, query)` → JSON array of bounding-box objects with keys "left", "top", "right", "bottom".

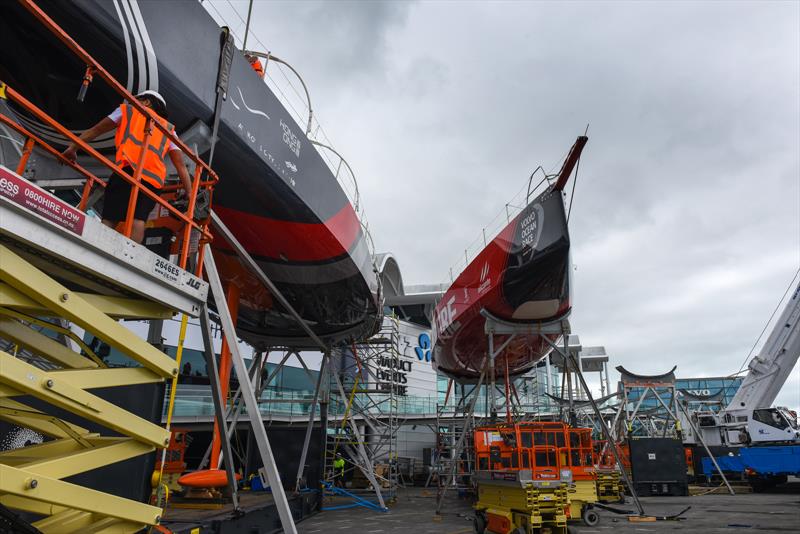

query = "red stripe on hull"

[{"left": 213, "top": 203, "right": 361, "bottom": 263}]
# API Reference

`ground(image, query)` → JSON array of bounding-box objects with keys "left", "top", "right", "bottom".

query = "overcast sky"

[{"left": 206, "top": 0, "right": 799, "bottom": 410}]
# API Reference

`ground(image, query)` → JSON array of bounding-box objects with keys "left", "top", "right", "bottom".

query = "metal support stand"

[
  {"left": 435, "top": 364, "right": 487, "bottom": 516},
  {"left": 564, "top": 335, "right": 575, "bottom": 426},
  {"left": 199, "top": 305, "right": 241, "bottom": 510},
  {"left": 203, "top": 244, "right": 298, "bottom": 534},
  {"left": 295, "top": 350, "right": 328, "bottom": 491},
  {"left": 541, "top": 334, "right": 646, "bottom": 516},
  {"left": 673, "top": 397, "right": 735, "bottom": 495},
  {"left": 487, "top": 333, "right": 497, "bottom": 421}
]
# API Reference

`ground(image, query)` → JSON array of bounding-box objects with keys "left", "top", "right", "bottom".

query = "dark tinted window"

[
  {"left": 753, "top": 409, "right": 789, "bottom": 430},
  {"left": 522, "top": 452, "right": 530, "bottom": 468},
  {"left": 556, "top": 433, "right": 565, "bottom": 447},
  {"left": 511, "top": 453, "right": 519, "bottom": 468},
  {"left": 521, "top": 432, "right": 533, "bottom": 448},
  {"left": 534, "top": 432, "right": 546, "bottom": 446},
  {"left": 501, "top": 457, "right": 510, "bottom": 468}
]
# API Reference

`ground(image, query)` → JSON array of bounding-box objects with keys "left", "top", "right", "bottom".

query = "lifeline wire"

[{"left": 733, "top": 266, "right": 800, "bottom": 377}]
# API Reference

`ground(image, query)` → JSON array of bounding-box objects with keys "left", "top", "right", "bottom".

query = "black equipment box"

[{"left": 629, "top": 437, "right": 688, "bottom": 496}]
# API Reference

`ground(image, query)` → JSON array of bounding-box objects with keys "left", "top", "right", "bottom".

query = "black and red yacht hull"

[
  {"left": 0, "top": 0, "right": 381, "bottom": 345},
  {"left": 432, "top": 136, "right": 587, "bottom": 381}
]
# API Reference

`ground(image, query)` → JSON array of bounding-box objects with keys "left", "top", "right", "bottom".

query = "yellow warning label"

[
  {"left": 0, "top": 82, "right": 7, "bottom": 100},
  {"left": 191, "top": 529, "right": 200, "bottom": 534}
]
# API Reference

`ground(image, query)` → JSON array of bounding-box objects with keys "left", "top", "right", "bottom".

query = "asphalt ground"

[{"left": 297, "top": 483, "right": 800, "bottom": 534}]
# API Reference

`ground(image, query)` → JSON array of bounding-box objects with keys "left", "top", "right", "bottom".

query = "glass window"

[
  {"left": 522, "top": 452, "right": 530, "bottom": 468},
  {"left": 511, "top": 453, "right": 519, "bottom": 468},
  {"left": 753, "top": 409, "right": 789, "bottom": 430},
  {"left": 534, "top": 432, "right": 546, "bottom": 446}
]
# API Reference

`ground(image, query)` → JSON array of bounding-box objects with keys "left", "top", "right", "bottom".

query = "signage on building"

[{"left": 369, "top": 319, "right": 438, "bottom": 399}]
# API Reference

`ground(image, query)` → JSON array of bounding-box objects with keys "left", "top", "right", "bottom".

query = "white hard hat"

[{"left": 135, "top": 90, "right": 166, "bottom": 109}]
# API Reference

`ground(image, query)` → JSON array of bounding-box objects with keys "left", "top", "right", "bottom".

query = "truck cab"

[{"left": 746, "top": 407, "right": 800, "bottom": 445}]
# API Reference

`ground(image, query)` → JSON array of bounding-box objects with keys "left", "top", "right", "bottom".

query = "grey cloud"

[{"left": 207, "top": 1, "right": 799, "bottom": 409}]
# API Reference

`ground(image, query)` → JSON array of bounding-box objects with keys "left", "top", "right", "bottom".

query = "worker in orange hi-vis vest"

[
  {"left": 246, "top": 54, "right": 265, "bottom": 78},
  {"left": 61, "top": 90, "right": 192, "bottom": 244}
]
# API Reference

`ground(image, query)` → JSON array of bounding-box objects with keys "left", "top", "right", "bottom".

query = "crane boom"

[{"left": 726, "top": 281, "right": 800, "bottom": 416}]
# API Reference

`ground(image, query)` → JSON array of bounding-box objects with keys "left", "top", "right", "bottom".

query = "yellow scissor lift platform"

[
  {"left": 473, "top": 470, "right": 569, "bottom": 534},
  {"left": 0, "top": 167, "right": 208, "bottom": 533}
]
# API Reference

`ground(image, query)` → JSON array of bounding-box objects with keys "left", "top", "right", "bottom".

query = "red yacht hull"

[{"left": 432, "top": 136, "right": 587, "bottom": 381}]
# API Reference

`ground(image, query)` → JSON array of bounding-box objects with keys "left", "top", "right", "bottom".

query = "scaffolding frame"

[{"left": 322, "top": 318, "right": 401, "bottom": 510}]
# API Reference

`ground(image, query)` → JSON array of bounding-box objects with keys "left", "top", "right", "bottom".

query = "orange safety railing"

[
  {"left": 1, "top": 0, "right": 221, "bottom": 272},
  {"left": 564, "top": 428, "right": 594, "bottom": 480},
  {"left": 474, "top": 422, "right": 601, "bottom": 481}
]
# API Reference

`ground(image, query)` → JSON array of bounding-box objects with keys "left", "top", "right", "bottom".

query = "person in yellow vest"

[
  {"left": 61, "top": 90, "right": 192, "bottom": 244},
  {"left": 333, "top": 453, "right": 345, "bottom": 488}
]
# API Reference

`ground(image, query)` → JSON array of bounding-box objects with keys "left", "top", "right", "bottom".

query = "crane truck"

[{"left": 686, "top": 280, "right": 800, "bottom": 489}]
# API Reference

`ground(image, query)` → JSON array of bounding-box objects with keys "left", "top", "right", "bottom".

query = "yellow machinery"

[
  {"left": 473, "top": 423, "right": 571, "bottom": 534},
  {"left": 0, "top": 236, "right": 205, "bottom": 532},
  {"left": 595, "top": 469, "right": 625, "bottom": 503},
  {"left": 0, "top": 3, "right": 220, "bottom": 531},
  {"left": 559, "top": 427, "right": 599, "bottom": 525}
]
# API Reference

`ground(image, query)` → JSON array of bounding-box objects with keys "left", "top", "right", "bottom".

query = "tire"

[
  {"left": 749, "top": 479, "right": 766, "bottom": 493},
  {"left": 582, "top": 508, "right": 600, "bottom": 526},
  {"left": 473, "top": 512, "right": 486, "bottom": 534}
]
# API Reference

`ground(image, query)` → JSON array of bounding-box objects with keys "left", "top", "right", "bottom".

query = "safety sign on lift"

[{"left": 0, "top": 165, "right": 85, "bottom": 235}]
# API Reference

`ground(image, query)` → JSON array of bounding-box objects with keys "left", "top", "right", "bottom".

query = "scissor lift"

[
  {"left": 0, "top": 167, "right": 208, "bottom": 533},
  {"left": 0, "top": 3, "right": 311, "bottom": 533}
]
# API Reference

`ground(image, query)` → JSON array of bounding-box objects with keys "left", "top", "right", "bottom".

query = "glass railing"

[
  {"left": 164, "top": 384, "right": 451, "bottom": 420},
  {"left": 164, "top": 383, "right": 565, "bottom": 421}
]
